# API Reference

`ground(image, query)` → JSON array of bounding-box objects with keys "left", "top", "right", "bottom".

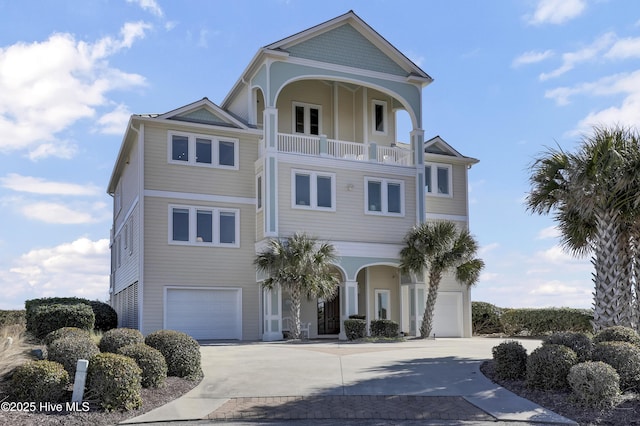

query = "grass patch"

[{"left": 0, "top": 324, "right": 40, "bottom": 379}]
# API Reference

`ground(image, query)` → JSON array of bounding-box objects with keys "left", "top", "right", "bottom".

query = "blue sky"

[{"left": 1, "top": 0, "right": 638, "bottom": 310}]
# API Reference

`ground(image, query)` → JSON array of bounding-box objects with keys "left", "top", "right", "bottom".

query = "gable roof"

[
  {"left": 424, "top": 136, "right": 479, "bottom": 165},
  {"left": 155, "top": 98, "right": 249, "bottom": 129}
]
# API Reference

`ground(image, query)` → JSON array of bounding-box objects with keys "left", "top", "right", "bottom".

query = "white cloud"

[
  {"left": 97, "top": 104, "right": 132, "bottom": 135},
  {"left": 527, "top": 0, "right": 587, "bottom": 25},
  {"left": 0, "top": 22, "right": 149, "bottom": 159},
  {"left": 539, "top": 32, "right": 615, "bottom": 80},
  {"left": 605, "top": 36, "right": 640, "bottom": 60},
  {"left": 19, "top": 201, "right": 110, "bottom": 225},
  {"left": 536, "top": 225, "right": 560, "bottom": 240},
  {"left": 512, "top": 49, "right": 554, "bottom": 68},
  {"left": 1, "top": 238, "right": 110, "bottom": 309},
  {"left": 127, "top": 0, "right": 164, "bottom": 17},
  {"left": 1, "top": 173, "right": 101, "bottom": 196},
  {"left": 479, "top": 242, "right": 500, "bottom": 256}
]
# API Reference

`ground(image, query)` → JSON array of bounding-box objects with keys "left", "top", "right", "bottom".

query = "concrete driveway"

[{"left": 122, "top": 338, "right": 577, "bottom": 425}]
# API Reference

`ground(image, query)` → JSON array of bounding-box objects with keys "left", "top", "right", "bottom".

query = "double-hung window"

[
  {"left": 372, "top": 100, "right": 387, "bottom": 135},
  {"left": 293, "top": 102, "right": 321, "bottom": 135},
  {"left": 425, "top": 163, "right": 452, "bottom": 197},
  {"left": 292, "top": 169, "right": 335, "bottom": 211},
  {"left": 169, "top": 131, "right": 238, "bottom": 169},
  {"left": 365, "top": 177, "right": 404, "bottom": 216},
  {"left": 169, "top": 205, "right": 239, "bottom": 247}
]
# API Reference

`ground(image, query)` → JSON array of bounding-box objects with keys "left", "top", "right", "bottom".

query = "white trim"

[
  {"left": 371, "top": 99, "right": 388, "bottom": 136},
  {"left": 114, "top": 196, "right": 140, "bottom": 236},
  {"left": 278, "top": 153, "right": 414, "bottom": 176},
  {"left": 425, "top": 213, "right": 468, "bottom": 222},
  {"left": 364, "top": 177, "right": 405, "bottom": 217},
  {"left": 145, "top": 189, "right": 255, "bottom": 205},
  {"left": 168, "top": 204, "right": 240, "bottom": 248},
  {"left": 332, "top": 241, "right": 404, "bottom": 258},
  {"left": 168, "top": 130, "right": 239, "bottom": 170},
  {"left": 291, "top": 169, "right": 336, "bottom": 212},
  {"left": 133, "top": 115, "right": 263, "bottom": 136},
  {"left": 425, "top": 162, "right": 453, "bottom": 198},
  {"left": 163, "top": 286, "right": 243, "bottom": 340}
]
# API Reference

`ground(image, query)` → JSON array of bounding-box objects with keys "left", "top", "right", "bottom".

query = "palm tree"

[
  {"left": 526, "top": 125, "right": 640, "bottom": 330},
  {"left": 400, "top": 221, "right": 484, "bottom": 338},
  {"left": 254, "top": 233, "right": 340, "bottom": 339}
]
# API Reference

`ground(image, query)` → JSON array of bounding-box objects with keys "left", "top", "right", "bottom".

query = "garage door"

[
  {"left": 165, "top": 288, "right": 241, "bottom": 340},
  {"left": 432, "top": 292, "right": 463, "bottom": 337}
]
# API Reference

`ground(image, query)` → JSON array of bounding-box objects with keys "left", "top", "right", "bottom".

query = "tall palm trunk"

[
  {"left": 617, "top": 224, "right": 634, "bottom": 328},
  {"left": 289, "top": 287, "right": 302, "bottom": 339},
  {"left": 593, "top": 209, "right": 625, "bottom": 330},
  {"left": 420, "top": 269, "right": 442, "bottom": 338}
]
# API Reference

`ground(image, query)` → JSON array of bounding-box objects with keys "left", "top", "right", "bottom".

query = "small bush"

[
  {"left": 99, "top": 328, "right": 144, "bottom": 353},
  {"left": 544, "top": 332, "right": 593, "bottom": 362},
  {"left": 568, "top": 361, "right": 620, "bottom": 408},
  {"left": 344, "top": 319, "right": 367, "bottom": 340},
  {"left": 527, "top": 344, "right": 577, "bottom": 390},
  {"left": 87, "top": 353, "right": 142, "bottom": 411},
  {"left": 0, "top": 310, "right": 26, "bottom": 327},
  {"left": 492, "top": 341, "right": 527, "bottom": 380},
  {"left": 472, "top": 302, "right": 503, "bottom": 334},
  {"left": 47, "top": 336, "right": 99, "bottom": 377},
  {"left": 594, "top": 326, "right": 640, "bottom": 347},
  {"left": 592, "top": 341, "right": 640, "bottom": 391},
  {"left": 31, "top": 304, "right": 95, "bottom": 339},
  {"left": 44, "top": 327, "right": 91, "bottom": 346},
  {"left": 88, "top": 300, "right": 118, "bottom": 332},
  {"left": 145, "top": 330, "right": 202, "bottom": 379},
  {"left": 370, "top": 320, "right": 399, "bottom": 338},
  {"left": 501, "top": 308, "right": 592, "bottom": 336},
  {"left": 11, "top": 360, "right": 69, "bottom": 403},
  {"left": 118, "top": 343, "right": 167, "bottom": 388}
]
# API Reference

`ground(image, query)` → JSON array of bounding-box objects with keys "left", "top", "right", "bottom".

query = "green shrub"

[
  {"left": 11, "top": 360, "right": 69, "bottom": 403},
  {"left": 30, "top": 304, "right": 95, "bottom": 339},
  {"left": 544, "top": 332, "right": 593, "bottom": 362},
  {"left": 592, "top": 341, "right": 640, "bottom": 391},
  {"left": 594, "top": 326, "right": 640, "bottom": 347},
  {"left": 568, "top": 361, "right": 620, "bottom": 408},
  {"left": 527, "top": 344, "right": 577, "bottom": 390},
  {"left": 348, "top": 314, "right": 366, "bottom": 320},
  {"left": 99, "top": 328, "right": 144, "bottom": 353},
  {"left": 25, "top": 297, "right": 116, "bottom": 334},
  {"left": 88, "top": 301, "right": 118, "bottom": 332},
  {"left": 472, "top": 302, "right": 503, "bottom": 334},
  {"left": 370, "top": 320, "right": 399, "bottom": 338},
  {"left": 344, "top": 319, "right": 367, "bottom": 340},
  {"left": 0, "top": 310, "right": 26, "bottom": 327},
  {"left": 118, "top": 343, "right": 167, "bottom": 388},
  {"left": 501, "top": 308, "right": 592, "bottom": 336},
  {"left": 44, "top": 327, "right": 91, "bottom": 346},
  {"left": 492, "top": 341, "right": 528, "bottom": 380},
  {"left": 87, "top": 353, "right": 142, "bottom": 411},
  {"left": 47, "top": 336, "right": 99, "bottom": 376},
  {"left": 145, "top": 330, "right": 202, "bottom": 379}
]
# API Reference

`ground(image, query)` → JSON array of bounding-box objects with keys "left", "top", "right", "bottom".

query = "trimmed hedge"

[
  {"left": 527, "top": 344, "right": 578, "bottom": 390},
  {"left": 472, "top": 302, "right": 503, "bottom": 334},
  {"left": 44, "top": 327, "right": 91, "bottom": 346},
  {"left": 501, "top": 308, "right": 592, "bottom": 336},
  {"left": 118, "top": 343, "right": 167, "bottom": 388},
  {"left": 594, "top": 326, "right": 640, "bottom": 347},
  {"left": 568, "top": 361, "right": 621, "bottom": 408},
  {"left": 25, "top": 297, "right": 117, "bottom": 335},
  {"left": 30, "top": 304, "right": 95, "bottom": 339},
  {"left": 99, "top": 328, "right": 144, "bottom": 353},
  {"left": 492, "top": 341, "right": 527, "bottom": 380},
  {"left": 87, "top": 353, "right": 142, "bottom": 411},
  {"left": 370, "top": 320, "right": 399, "bottom": 338},
  {"left": 145, "top": 330, "right": 202, "bottom": 379},
  {"left": 11, "top": 360, "right": 69, "bottom": 403},
  {"left": 344, "top": 319, "right": 367, "bottom": 340},
  {"left": 47, "top": 336, "right": 100, "bottom": 376},
  {"left": 592, "top": 341, "right": 640, "bottom": 391},
  {"left": 0, "top": 310, "right": 26, "bottom": 327},
  {"left": 543, "top": 332, "right": 593, "bottom": 362}
]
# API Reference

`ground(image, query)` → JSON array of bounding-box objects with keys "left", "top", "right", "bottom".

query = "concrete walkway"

[{"left": 121, "top": 338, "right": 577, "bottom": 425}]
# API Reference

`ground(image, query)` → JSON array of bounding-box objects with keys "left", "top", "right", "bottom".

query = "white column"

[
  {"left": 338, "top": 280, "right": 358, "bottom": 340},
  {"left": 263, "top": 107, "right": 279, "bottom": 236}
]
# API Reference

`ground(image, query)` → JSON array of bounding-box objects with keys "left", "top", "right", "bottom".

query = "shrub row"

[
  {"left": 31, "top": 304, "right": 95, "bottom": 339},
  {"left": 0, "top": 310, "right": 26, "bottom": 327},
  {"left": 343, "top": 319, "right": 401, "bottom": 340},
  {"left": 472, "top": 302, "right": 593, "bottom": 336},
  {"left": 491, "top": 326, "right": 640, "bottom": 409},
  {"left": 25, "top": 297, "right": 117, "bottom": 337}
]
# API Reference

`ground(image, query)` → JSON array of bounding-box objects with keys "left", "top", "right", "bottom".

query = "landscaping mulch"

[
  {"left": 481, "top": 360, "right": 640, "bottom": 426},
  {"left": 0, "top": 375, "right": 200, "bottom": 426}
]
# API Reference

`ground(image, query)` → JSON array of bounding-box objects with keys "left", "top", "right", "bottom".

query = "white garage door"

[
  {"left": 432, "top": 292, "right": 463, "bottom": 337},
  {"left": 165, "top": 288, "right": 241, "bottom": 340}
]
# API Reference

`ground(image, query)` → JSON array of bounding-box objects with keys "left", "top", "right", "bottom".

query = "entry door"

[{"left": 317, "top": 294, "right": 340, "bottom": 334}]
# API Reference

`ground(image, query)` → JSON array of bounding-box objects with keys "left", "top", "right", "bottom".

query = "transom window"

[
  {"left": 293, "top": 102, "right": 321, "bottom": 135},
  {"left": 292, "top": 169, "right": 335, "bottom": 211},
  {"left": 425, "top": 163, "right": 452, "bottom": 197},
  {"left": 372, "top": 100, "right": 387, "bottom": 135},
  {"left": 168, "top": 131, "right": 238, "bottom": 169},
  {"left": 169, "top": 205, "right": 239, "bottom": 247},
  {"left": 365, "top": 177, "right": 404, "bottom": 216},
  {"left": 375, "top": 289, "right": 390, "bottom": 320}
]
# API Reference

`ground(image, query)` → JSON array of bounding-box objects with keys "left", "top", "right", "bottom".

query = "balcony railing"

[{"left": 259, "top": 133, "right": 413, "bottom": 166}]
